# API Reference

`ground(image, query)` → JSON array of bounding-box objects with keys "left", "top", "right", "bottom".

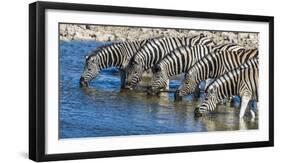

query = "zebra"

[
  {"left": 150, "top": 44, "right": 213, "bottom": 94},
  {"left": 125, "top": 34, "right": 215, "bottom": 89},
  {"left": 194, "top": 57, "right": 259, "bottom": 119},
  {"left": 79, "top": 40, "right": 148, "bottom": 88},
  {"left": 212, "top": 43, "right": 247, "bottom": 53},
  {"left": 151, "top": 43, "right": 246, "bottom": 94},
  {"left": 175, "top": 47, "right": 258, "bottom": 100}
]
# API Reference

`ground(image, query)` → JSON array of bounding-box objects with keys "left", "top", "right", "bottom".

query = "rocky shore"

[{"left": 59, "top": 24, "right": 259, "bottom": 48}]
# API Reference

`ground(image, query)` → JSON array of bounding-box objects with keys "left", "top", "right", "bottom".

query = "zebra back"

[
  {"left": 134, "top": 35, "right": 215, "bottom": 70},
  {"left": 182, "top": 34, "right": 216, "bottom": 48},
  {"left": 212, "top": 43, "right": 246, "bottom": 53},
  {"left": 156, "top": 45, "right": 213, "bottom": 78},
  {"left": 187, "top": 48, "right": 258, "bottom": 85},
  {"left": 175, "top": 46, "right": 258, "bottom": 98},
  {"left": 87, "top": 40, "right": 148, "bottom": 69}
]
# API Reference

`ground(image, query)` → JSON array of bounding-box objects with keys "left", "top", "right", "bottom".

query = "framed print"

[{"left": 29, "top": 1, "right": 274, "bottom": 162}]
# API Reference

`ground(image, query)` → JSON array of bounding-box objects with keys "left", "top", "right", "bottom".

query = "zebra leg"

[
  {"left": 239, "top": 118, "right": 247, "bottom": 130},
  {"left": 156, "top": 79, "right": 169, "bottom": 97},
  {"left": 249, "top": 100, "right": 258, "bottom": 121},
  {"left": 231, "top": 96, "right": 241, "bottom": 107},
  {"left": 165, "top": 79, "right": 169, "bottom": 90},
  {"left": 251, "top": 102, "right": 259, "bottom": 121},
  {"left": 174, "top": 90, "right": 183, "bottom": 101},
  {"left": 119, "top": 69, "right": 127, "bottom": 89},
  {"left": 239, "top": 95, "right": 252, "bottom": 118},
  {"left": 193, "top": 83, "right": 201, "bottom": 98},
  {"left": 250, "top": 109, "right": 255, "bottom": 120}
]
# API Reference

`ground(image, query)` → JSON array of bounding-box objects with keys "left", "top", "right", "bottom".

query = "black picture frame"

[{"left": 29, "top": 1, "right": 274, "bottom": 162}]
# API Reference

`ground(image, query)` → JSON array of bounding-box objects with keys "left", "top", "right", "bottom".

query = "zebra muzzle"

[
  {"left": 79, "top": 77, "right": 89, "bottom": 87},
  {"left": 194, "top": 107, "right": 208, "bottom": 117},
  {"left": 194, "top": 107, "right": 203, "bottom": 117}
]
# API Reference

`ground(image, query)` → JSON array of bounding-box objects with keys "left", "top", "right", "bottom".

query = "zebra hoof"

[
  {"left": 121, "top": 86, "right": 131, "bottom": 90},
  {"left": 123, "top": 84, "right": 134, "bottom": 90}
]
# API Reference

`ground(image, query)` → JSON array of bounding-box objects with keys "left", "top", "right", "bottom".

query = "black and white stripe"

[
  {"left": 195, "top": 57, "right": 259, "bottom": 118},
  {"left": 151, "top": 45, "right": 213, "bottom": 92},
  {"left": 125, "top": 35, "right": 215, "bottom": 88},
  {"left": 212, "top": 43, "right": 246, "bottom": 53},
  {"left": 79, "top": 40, "right": 147, "bottom": 87},
  {"left": 176, "top": 47, "right": 258, "bottom": 98}
]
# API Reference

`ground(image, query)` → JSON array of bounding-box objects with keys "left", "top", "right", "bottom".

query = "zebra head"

[
  {"left": 151, "top": 65, "right": 169, "bottom": 93},
  {"left": 124, "top": 56, "right": 144, "bottom": 89},
  {"left": 80, "top": 55, "right": 100, "bottom": 87},
  {"left": 194, "top": 85, "right": 219, "bottom": 117},
  {"left": 175, "top": 71, "right": 197, "bottom": 100}
]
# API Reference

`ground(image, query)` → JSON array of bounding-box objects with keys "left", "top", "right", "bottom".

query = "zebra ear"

[
  {"left": 199, "top": 33, "right": 206, "bottom": 38},
  {"left": 209, "top": 88, "right": 215, "bottom": 94},
  {"left": 209, "top": 85, "right": 218, "bottom": 94},
  {"left": 88, "top": 56, "right": 98, "bottom": 62},
  {"left": 237, "top": 49, "right": 245, "bottom": 54},
  {"left": 121, "top": 61, "right": 128, "bottom": 69},
  {"left": 85, "top": 55, "right": 89, "bottom": 60},
  {"left": 190, "top": 71, "right": 196, "bottom": 78},
  {"left": 140, "top": 39, "right": 148, "bottom": 46},
  {"left": 184, "top": 73, "right": 189, "bottom": 79},
  {"left": 131, "top": 57, "right": 140, "bottom": 65}
]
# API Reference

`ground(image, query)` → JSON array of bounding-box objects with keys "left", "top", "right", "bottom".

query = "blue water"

[{"left": 59, "top": 41, "right": 258, "bottom": 139}]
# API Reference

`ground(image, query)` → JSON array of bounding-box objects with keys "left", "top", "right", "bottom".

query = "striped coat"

[
  {"left": 79, "top": 40, "right": 147, "bottom": 87},
  {"left": 125, "top": 35, "right": 215, "bottom": 89},
  {"left": 152, "top": 43, "right": 246, "bottom": 93},
  {"left": 176, "top": 48, "right": 258, "bottom": 99},
  {"left": 195, "top": 58, "right": 259, "bottom": 118},
  {"left": 151, "top": 45, "right": 213, "bottom": 92}
]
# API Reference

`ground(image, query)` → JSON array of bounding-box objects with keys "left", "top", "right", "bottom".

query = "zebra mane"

[
  {"left": 148, "top": 35, "right": 165, "bottom": 41},
  {"left": 156, "top": 45, "right": 184, "bottom": 66},
  {"left": 238, "top": 57, "right": 259, "bottom": 71},
  {"left": 88, "top": 39, "right": 150, "bottom": 58},
  {"left": 86, "top": 41, "right": 131, "bottom": 62},
  {"left": 205, "top": 57, "right": 259, "bottom": 93},
  {"left": 87, "top": 42, "right": 119, "bottom": 58}
]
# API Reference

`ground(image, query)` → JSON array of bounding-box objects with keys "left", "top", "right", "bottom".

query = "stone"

[{"left": 59, "top": 24, "right": 258, "bottom": 48}]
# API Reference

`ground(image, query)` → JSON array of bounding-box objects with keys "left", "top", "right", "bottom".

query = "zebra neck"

[
  {"left": 193, "top": 54, "right": 219, "bottom": 84},
  {"left": 143, "top": 38, "right": 184, "bottom": 70},
  {"left": 143, "top": 58, "right": 154, "bottom": 71},
  {"left": 193, "top": 67, "right": 209, "bottom": 85},
  {"left": 216, "top": 81, "right": 236, "bottom": 101},
  {"left": 97, "top": 52, "right": 123, "bottom": 70},
  {"left": 167, "top": 63, "right": 185, "bottom": 78},
  {"left": 159, "top": 65, "right": 170, "bottom": 78}
]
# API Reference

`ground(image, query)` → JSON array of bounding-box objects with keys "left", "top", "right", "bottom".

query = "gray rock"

[{"left": 59, "top": 24, "right": 258, "bottom": 49}]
